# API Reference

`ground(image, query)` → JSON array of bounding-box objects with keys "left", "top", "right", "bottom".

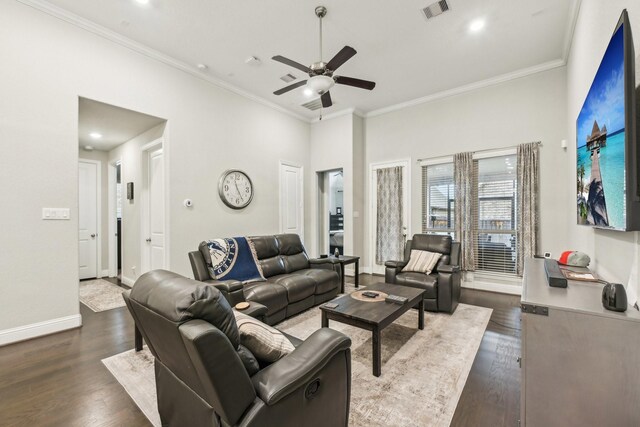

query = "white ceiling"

[
  {"left": 78, "top": 97, "right": 165, "bottom": 151},
  {"left": 47, "top": 0, "right": 578, "bottom": 120}
]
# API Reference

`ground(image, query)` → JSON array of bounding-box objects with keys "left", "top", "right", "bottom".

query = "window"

[
  {"left": 474, "top": 155, "right": 517, "bottom": 275},
  {"left": 422, "top": 162, "right": 455, "bottom": 237},
  {"left": 421, "top": 152, "right": 518, "bottom": 275}
]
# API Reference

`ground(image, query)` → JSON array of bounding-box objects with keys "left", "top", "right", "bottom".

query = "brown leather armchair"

[
  {"left": 385, "top": 234, "right": 461, "bottom": 313},
  {"left": 123, "top": 270, "right": 352, "bottom": 427}
]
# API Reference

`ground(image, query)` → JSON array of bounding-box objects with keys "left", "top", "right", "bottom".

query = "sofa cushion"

[
  {"left": 250, "top": 236, "right": 280, "bottom": 259},
  {"left": 297, "top": 269, "right": 340, "bottom": 295},
  {"left": 268, "top": 273, "right": 316, "bottom": 302},
  {"left": 243, "top": 282, "right": 288, "bottom": 314},
  {"left": 395, "top": 272, "right": 437, "bottom": 299},
  {"left": 258, "top": 256, "right": 286, "bottom": 278},
  {"left": 233, "top": 311, "right": 295, "bottom": 363},
  {"left": 402, "top": 250, "right": 442, "bottom": 275},
  {"left": 276, "top": 234, "right": 306, "bottom": 255},
  {"left": 283, "top": 252, "right": 309, "bottom": 273}
]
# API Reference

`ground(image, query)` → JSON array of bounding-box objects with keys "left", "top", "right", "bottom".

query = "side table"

[{"left": 330, "top": 255, "right": 360, "bottom": 293}]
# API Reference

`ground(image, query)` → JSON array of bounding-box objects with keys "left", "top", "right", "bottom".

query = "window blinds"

[{"left": 422, "top": 163, "right": 455, "bottom": 236}]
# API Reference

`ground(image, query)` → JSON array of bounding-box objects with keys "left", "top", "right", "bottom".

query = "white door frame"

[
  {"left": 107, "top": 158, "right": 121, "bottom": 278},
  {"left": 278, "top": 161, "right": 304, "bottom": 241},
  {"left": 79, "top": 158, "right": 102, "bottom": 279},
  {"left": 140, "top": 138, "right": 168, "bottom": 274},
  {"left": 369, "top": 159, "right": 411, "bottom": 274}
]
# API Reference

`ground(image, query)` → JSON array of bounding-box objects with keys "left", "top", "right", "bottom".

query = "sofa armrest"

[
  {"left": 189, "top": 250, "right": 211, "bottom": 281},
  {"left": 309, "top": 257, "right": 341, "bottom": 278},
  {"left": 203, "top": 279, "right": 245, "bottom": 306},
  {"left": 251, "top": 328, "right": 351, "bottom": 405},
  {"left": 309, "top": 257, "right": 341, "bottom": 265},
  {"left": 437, "top": 264, "right": 460, "bottom": 274},
  {"left": 384, "top": 260, "right": 407, "bottom": 269},
  {"left": 236, "top": 301, "right": 268, "bottom": 322}
]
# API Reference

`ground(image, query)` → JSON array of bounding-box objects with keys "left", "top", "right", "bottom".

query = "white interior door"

[
  {"left": 79, "top": 161, "right": 98, "bottom": 280},
  {"left": 146, "top": 147, "right": 165, "bottom": 272},
  {"left": 370, "top": 160, "right": 411, "bottom": 275},
  {"left": 280, "top": 163, "right": 304, "bottom": 239}
]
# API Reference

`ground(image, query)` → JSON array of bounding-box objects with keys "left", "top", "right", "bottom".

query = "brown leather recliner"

[
  {"left": 385, "top": 234, "right": 461, "bottom": 313},
  {"left": 123, "top": 270, "right": 352, "bottom": 427}
]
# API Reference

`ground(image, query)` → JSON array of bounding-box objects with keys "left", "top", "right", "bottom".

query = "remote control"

[
  {"left": 362, "top": 291, "right": 379, "bottom": 298},
  {"left": 385, "top": 295, "right": 408, "bottom": 305},
  {"left": 323, "top": 302, "right": 339, "bottom": 309}
]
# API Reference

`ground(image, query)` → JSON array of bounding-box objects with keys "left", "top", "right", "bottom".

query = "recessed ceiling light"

[
  {"left": 303, "top": 88, "right": 313, "bottom": 97},
  {"left": 84, "top": 145, "right": 94, "bottom": 151},
  {"left": 469, "top": 19, "right": 485, "bottom": 33},
  {"left": 135, "top": 0, "right": 149, "bottom": 4},
  {"left": 90, "top": 132, "right": 102, "bottom": 139},
  {"left": 197, "top": 63, "right": 208, "bottom": 71}
]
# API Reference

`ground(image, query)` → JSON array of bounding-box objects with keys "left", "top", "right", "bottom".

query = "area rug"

[
  {"left": 103, "top": 303, "right": 491, "bottom": 427},
  {"left": 79, "top": 279, "right": 127, "bottom": 312}
]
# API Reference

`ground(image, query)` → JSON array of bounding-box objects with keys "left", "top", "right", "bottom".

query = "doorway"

[
  {"left": 141, "top": 140, "right": 167, "bottom": 274},
  {"left": 318, "top": 169, "right": 344, "bottom": 256},
  {"left": 370, "top": 160, "right": 411, "bottom": 275}
]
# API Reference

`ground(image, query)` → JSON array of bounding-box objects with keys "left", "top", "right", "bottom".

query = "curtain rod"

[{"left": 416, "top": 141, "right": 542, "bottom": 163}]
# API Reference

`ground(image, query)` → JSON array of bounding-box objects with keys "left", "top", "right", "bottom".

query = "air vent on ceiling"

[
  {"left": 301, "top": 98, "right": 323, "bottom": 111},
  {"left": 422, "top": 0, "right": 450, "bottom": 19},
  {"left": 280, "top": 73, "right": 297, "bottom": 83}
]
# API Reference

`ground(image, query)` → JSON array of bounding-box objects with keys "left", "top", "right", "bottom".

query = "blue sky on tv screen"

[{"left": 577, "top": 24, "right": 625, "bottom": 148}]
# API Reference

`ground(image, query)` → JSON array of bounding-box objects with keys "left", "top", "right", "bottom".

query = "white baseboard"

[
  {"left": 101, "top": 269, "right": 109, "bottom": 278},
  {"left": 121, "top": 276, "right": 135, "bottom": 287},
  {"left": 462, "top": 280, "right": 522, "bottom": 295},
  {"left": 0, "top": 314, "right": 82, "bottom": 347},
  {"left": 360, "top": 266, "right": 372, "bottom": 274}
]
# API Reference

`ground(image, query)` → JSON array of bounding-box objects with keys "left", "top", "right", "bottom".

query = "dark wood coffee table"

[{"left": 319, "top": 282, "right": 425, "bottom": 377}]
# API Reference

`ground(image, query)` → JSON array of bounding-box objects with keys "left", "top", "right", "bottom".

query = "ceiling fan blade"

[
  {"left": 326, "top": 46, "right": 357, "bottom": 71},
  {"left": 321, "top": 91, "right": 333, "bottom": 108},
  {"left": 334, "top": 75, "right": 376, "bottom": 90},
  {"left": 272, "top": 55, "right": 311, "bottom": 73},
  {"left": 273, "top": 80, "right": 307, "bottom": 95}
]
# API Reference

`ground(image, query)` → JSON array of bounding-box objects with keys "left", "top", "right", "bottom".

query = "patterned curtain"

[
  {"left": 376, "top": 166, "right": 404, "bottom": 264},
  {"left": 454, "top": 152, "right": 476, "bottom": 271},
  {"left": 516, "top": 142, "right": 540, "bottom": 275}
]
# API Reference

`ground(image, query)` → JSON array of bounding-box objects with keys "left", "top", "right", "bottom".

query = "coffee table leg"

[
  {"left": 135, "top": 325, "right": 143, "bottom": 351},
  {"left": 340, "top": 264, "right": 345, "bottom": 293},
  {"left": 418, "top": 298, "right": 425, "bottom": 330},
  {"left": 355, "top": 260, "right": 359, "bottom": 288},
  {"left": 321, "top": 311, "right": 328, "bottom": 328},
  {"left": 373, "top": 327, "right": 381, "bottom": 377}
]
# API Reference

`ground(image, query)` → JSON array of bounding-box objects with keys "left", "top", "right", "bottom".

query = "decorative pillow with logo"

[
  {"left": 232, "top": 311, "right": 295, "bottom": 363},
  {"left": 205, "top": 237, "right": 265, "bottom": 283},
  {"left": 402, "top": 249, "right": 442, "bottom": 275}
]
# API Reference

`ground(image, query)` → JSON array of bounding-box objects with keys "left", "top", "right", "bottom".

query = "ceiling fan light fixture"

[{"left": 306, "top": 75, "right": 334, "bottom": 95}]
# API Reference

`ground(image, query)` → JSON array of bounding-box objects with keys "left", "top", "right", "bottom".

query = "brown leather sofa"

[
  {"left": 385, "top": 234, "right": 461, "bottom": 313},
  {"left": 189, "top": 234, "right": 341, "bottom": 325},
  {"left": 123, "top": 270, "right": 352, "bottom": 427}
]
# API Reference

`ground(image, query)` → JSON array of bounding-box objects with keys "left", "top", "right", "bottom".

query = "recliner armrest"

[
  {"left": 437, "top": 264, "right": 460, "bottom": 274},
  {"left": 309, "top": 257, "right": 341, "bottom": 265},
  {"left": 384, "top": 260, "right": 407, "bottom": 269},
  {"left": 251, "top": 328, "right": 351, "bottom": 405},
  {"left": 202, "top": 279, "right": 243, "bottom": 294}
]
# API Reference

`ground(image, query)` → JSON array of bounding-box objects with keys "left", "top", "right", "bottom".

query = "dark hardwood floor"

[{"left": 0, "top": 275, "right": 521, "bottom": 427}]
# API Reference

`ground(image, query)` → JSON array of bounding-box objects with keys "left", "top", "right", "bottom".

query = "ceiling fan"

[{"left": 272, "top": 5, "right": 376, "bottom": 108}]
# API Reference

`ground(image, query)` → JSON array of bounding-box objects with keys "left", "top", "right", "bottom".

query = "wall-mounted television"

[{"left": 576, "top": 9, "right": 639, "bottom": 231}]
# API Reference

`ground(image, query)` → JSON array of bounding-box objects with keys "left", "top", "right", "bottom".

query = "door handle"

[
  {"left": 90, "top": 233, "right": 96, "bottom": 238},
  {"left": 146, "top": 238, "right": 151, "bottom": 243}
]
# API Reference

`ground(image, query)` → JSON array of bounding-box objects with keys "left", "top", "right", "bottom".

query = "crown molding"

[
  {"left": 365, "top": 58, "right": 566, "bottom": 118},
  {"left": 16, "top": 0, "right": 311, "bottom": 123}
]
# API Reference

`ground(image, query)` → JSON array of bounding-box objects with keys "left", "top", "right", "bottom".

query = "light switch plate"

[{"left": 42, "top": 208, "right": 70, "bottom": 220}]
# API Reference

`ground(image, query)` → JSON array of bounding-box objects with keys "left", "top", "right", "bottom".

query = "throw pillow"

[
  {"left": 402, "top": 250, "right": 442, "bottom": 274},
  {"left": 233, "top": 311, "right": 295, "bottom": 363}
]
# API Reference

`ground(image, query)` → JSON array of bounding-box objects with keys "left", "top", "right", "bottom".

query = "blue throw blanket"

[{"left": 205, "top": 237, "right": 265, "bottom": 283}]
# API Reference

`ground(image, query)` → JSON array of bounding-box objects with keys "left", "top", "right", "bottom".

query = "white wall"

[
  {"left": 78, "top": 149, "right": 110, "bottom": 270},
  {"left": 0, "top": 1, "right": 310, "bottom": 340},
  {"left": 567, "top": 1, "right": 640, "bottom": 297},
  {"left": 364, "top": 67, "right": 569, "bottom": 271}
]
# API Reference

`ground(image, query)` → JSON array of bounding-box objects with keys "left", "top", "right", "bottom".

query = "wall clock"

[{"left": 218, "top": 169, "right": 254, "bottom": 210}]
